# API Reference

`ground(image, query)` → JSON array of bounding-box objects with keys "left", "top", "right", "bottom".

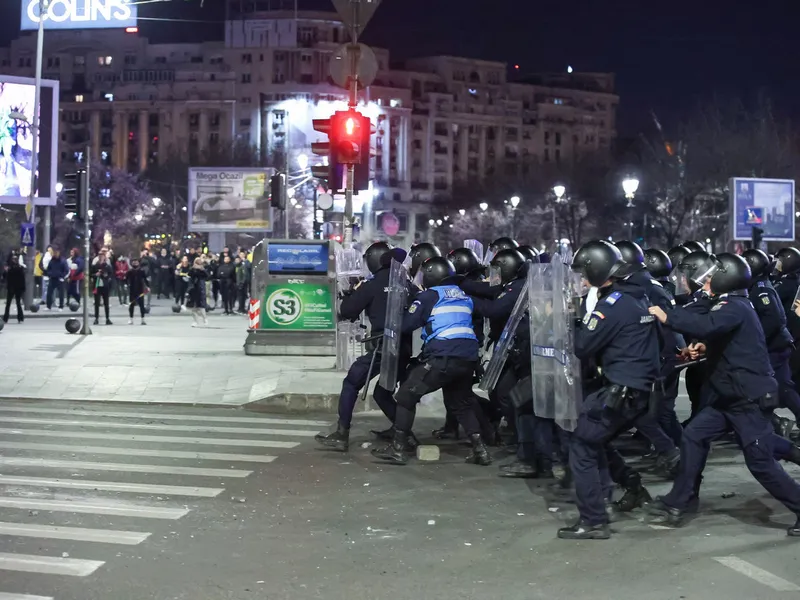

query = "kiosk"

[{"left": 244, "top": 239, "right": 337, "bottom": 356}]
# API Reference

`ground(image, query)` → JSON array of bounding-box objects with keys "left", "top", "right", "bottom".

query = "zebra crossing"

[{"left": 0, "top": 401, "right": 329, "bottom": 600}]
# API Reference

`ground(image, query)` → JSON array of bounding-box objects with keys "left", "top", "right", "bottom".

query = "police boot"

[
  {"left": 466, "top": 434, "right": 492, "bottom": 466},
  {"left": 370, "top": 426, "right": 395, "bottom": 441},
  {"left": 652, "top": 448, "right": 681, "bottom": 480},
  {"left": 613, "top": 483, "right": 652, "bottom": 512},
  {"left": 432, "top": 423, "right": 460, "bottom": 440},
  {"left": 787, "top": 516, "right": 800, "bottom": 537},
  {"left": 646, "top": 497, "right": 685, "bottom": 527},
  {"left": 371, "top": 429, "right": 410, "bottom": 465},
  {"left": 498, "top": 460, "right": 537, "bottom": 478},
  {"left": 315, "top": 422, "right": 350, "bottom": 452},
  {"left": 557, "top": 520, "right": 611, "bottom": 540}
]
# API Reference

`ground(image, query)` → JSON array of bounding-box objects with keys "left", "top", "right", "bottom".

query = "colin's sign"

[{"left": 21, "top": 0, "right": 137, "bottom": 30}]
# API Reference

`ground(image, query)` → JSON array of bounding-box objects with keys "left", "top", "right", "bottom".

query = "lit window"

[
  {"left": 98, "top": 56, "right": 113, "bottom": 66},
  {"left": 75, "top": 94, "right": 84, "bottom": 103},
  {"left": 104, "top": 93, "right": 114, "bottom": 101},
  {"left": 389, "top": 99, "right": 401, "bottom": 108},
  {"left": 553, "top": 98, "right": 563, "bottom": 105}
]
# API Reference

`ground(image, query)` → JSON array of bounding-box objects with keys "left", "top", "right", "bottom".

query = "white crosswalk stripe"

[{"left": 0, "top": 402, "right": 329, "bottom": 598}]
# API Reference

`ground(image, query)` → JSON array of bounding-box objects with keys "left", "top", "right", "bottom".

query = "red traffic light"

[{"left": 331, "top": 110, "right": 370, "bottom": 165}]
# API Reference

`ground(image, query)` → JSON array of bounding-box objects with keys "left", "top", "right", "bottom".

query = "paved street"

[
  {"left": 0, "top": 299, "right": 342, "bottom": 407},
  {"left": 0, "top": 400, "right": 799, "bottom": 599}
]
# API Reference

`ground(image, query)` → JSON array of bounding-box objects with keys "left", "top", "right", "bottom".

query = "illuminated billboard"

[
  {"left": 21, "top": 0, "right": 137, "bottom": 31},
  {"left": 188, "top": 168, "right": 275, "bottom": 233},
  {"left": 0, "top": 75, "right": 59, "bottom": 206},
  {"left": 730, "top": 177, "right": 795, "bottom": 242}
]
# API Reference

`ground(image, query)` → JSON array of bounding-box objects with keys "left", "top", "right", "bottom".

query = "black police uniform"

[
  {"left": 774, "top": 271, "right": 800, "bottom": 377},
  {"left": 652, "top": 293, "right": 800, "bottom": 534},
  {"left": 748, "top": 276, "right": 800, "bottom": 426},
  {"left": 562, "top": 281, "right": 660, "bottom": 537}
]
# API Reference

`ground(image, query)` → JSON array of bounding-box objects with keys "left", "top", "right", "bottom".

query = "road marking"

[
  {"left": 0, "top": 522, "right": 150, "bottom": 545},
  {"left": 0, "top": 457, "right": 252, "bottom": 478},
  {"left": 648, "top": 524, "right": 674, "bottom": 530},
  {"left": 0, "top": 552, "right": 104, "bottom": 577},
  {"left": 0, "top": 475, "right": 223, "bottom": 498},
  {"left": 0, "top": 416, "right": 318, "bottom": 437},
  {"left": 713, "top": 556, "right": 800, "bottom": 592},
  {"left": 0, "top": 592, "right": 54, "bottom": 600},
  {"left": 0, "top": 497, "right": 189, "bottom": 520},
  {"left": 0, "top": 441, "right": 276, "bottom": 463},
  {"left": 0, "top": 428, "right": 299, "bottom": 448},
  {"left": 0, "top": 406, "right": 330, "bottom": 427}
]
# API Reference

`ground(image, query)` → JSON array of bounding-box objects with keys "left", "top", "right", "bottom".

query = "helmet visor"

[
  {"left": 412, "top": 268, "right": 425, "bottom": 290},
  {"left": 488, "top": 265, "right": 502, "bottom": 287},
  {"left": 777, "top": 256, "right": 791, "bottom": 273}
]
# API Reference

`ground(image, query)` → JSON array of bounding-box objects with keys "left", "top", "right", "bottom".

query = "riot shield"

[
  {"left": 529, "top": 256, "right": 582, "bottom": 432},
  {"left": 379, "top": 259, "right": 409, "bottom": 391},
  {"left": 478, "top": 280, "right": 529, "bottom": 392},
  {"left": 464, "top": 239, "right": 485, "bottom": 264},
  {"left": 335, "top": 246, "right": 367, "bottom": 371}
]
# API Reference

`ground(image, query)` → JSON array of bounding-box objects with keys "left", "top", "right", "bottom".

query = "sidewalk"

[{"left": 0, "top": 299, "right": 348, "bottom": 410}]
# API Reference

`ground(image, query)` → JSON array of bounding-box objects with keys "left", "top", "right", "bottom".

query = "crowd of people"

[
  {"left": 316, "top": 237, "right": 800, "bottom": 541},
  {"left": 0, "top": 243, "right": 255, "bottom": 327}
]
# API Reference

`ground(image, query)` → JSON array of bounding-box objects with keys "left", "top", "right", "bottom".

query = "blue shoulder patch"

[{"left": 604, "top": 291, "right": 622, "bottom": 305}]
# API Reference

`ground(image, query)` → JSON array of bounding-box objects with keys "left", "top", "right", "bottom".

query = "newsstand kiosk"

[{"left": 244, "top": 239, "right": 338, "bottom": 356}]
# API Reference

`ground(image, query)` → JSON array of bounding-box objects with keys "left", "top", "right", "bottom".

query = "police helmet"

[
  {"left": 517, "top": 245, "right": 539, "bottom": 263},
  {"left": 409, "top": 243, "right": 442, "bottom": 277},
  {"left": 644, "top": 248, "right": 672, "bottom": 279},
  {"left": 683, "top": 240, "right": 706, "bottom": 254},
  {"left": 363, "top": 241, "right": 392, "bottom": 274},
  {"left": 775, "top": 247, "right": 800, "bottom": 275},
  {"left": 615, "top": 240, "right": 645, "bottom": 267},
  {"left": 667, "top": 245, "right": 691, "bottom": 269},
  {"left": 447, "top": 247, "right": 481, "bottom": 275},
  {"left": 420, "top": 257, "right": 456, "bottom": 289},
  {"left": 490, "top": 249, "right": 526, "bottom": 285},
  {"left": 710, "top": 253, "right": 751, "bottom": 295},
  {"left": 488, "top": 237, "right": 519, "bottom": 254},
  {"left": 571, "top": 240, "right": 630, "bottom": 287},
  {"left": 678, "top": 251, "right": 716, "bottom": 292},
  {"left": 742, "top": 248, "right": 771, "bottom": 279}
]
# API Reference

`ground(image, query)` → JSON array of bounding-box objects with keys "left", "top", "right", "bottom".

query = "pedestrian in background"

[
  {"left": 156, "top": 248, "right": 173, "bottom": 299},
  {"left": 2, "top": 253, "right": 25, "bottom": 323},
  {"left": 115, "top": 255, "right": 129, "bottom": 304},
  {"left": 40, "top": 245, "right": 52, "bottom": 304},
  {"left": 218, "top": 254, "right": 235, "bottom": 314},
  {"left": 126, "top": 256, "right": 149, "bottom": 325},
  {"left": 92, "top": 253, "right": 113, "bottom": 325},
  {"left": 66, "top": 247, "right": 85, "bottom": 305},
  {"left": 235, "top": 255, "right": 248, "bottom": 314},
  {"left": 187, "top": 257, "right": 209, "bottom": 327},
  {"left": 45, "top": 249, "right": 66, "bottom": 311},
  {"left": 174, "top": 255, "right": 190, "bottom": 308},
  {"left": 139, "top": 249, "right": 153, "bottom": 310}
]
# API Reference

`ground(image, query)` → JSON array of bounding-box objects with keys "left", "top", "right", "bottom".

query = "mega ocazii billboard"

[
  {"left": 21, "top": 0, "right": 137, "bottom": 31},
  {"left": 188, "top": 168, "right": 275, "bottom": 233},
  {"left": 0, "top": 75, "right": 59, "bottom": 206}
]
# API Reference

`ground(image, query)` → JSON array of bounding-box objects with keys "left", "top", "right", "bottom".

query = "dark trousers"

[
  {"left": 664, "top": 404, "right": 800, "bottom": 515},
  {"left": 211, "top": 280, "right": 220, "bottom": 306},
  {"left": 46, "top": 279, "right": 64, "bottom": 309},
  {"left": 657, "top": 370, "right": 683, "bottom": 446},
  {"left": 175, "top": 279, "right": 186, "bottom": 305},
  {"left": 685, "top": 364, "right": 705, "bottom": 420},
  {"left": 3, "top": 289, "right": 23, "bottom": 322},
  {"left": 570, "top": 387, "right": 650, "bottom": 526},
  {"left": 157, "top": 271, "right": 172, "bottom": 298},
  {"left": 67, "top": 280, "right": 81, "bottom": 303},
  {"left": 770, "top": 348, "right": 800, "bottom": 422},
  {"left": 337, "top": 352, "right": 398, "bottom": 428},
  {"left": 221, "top": 281, "right": 235, "bottom": 313},
  {"left": 489, "top": 362, "right": 520, "bottom": 430},
  {"left": 237, "top": 285, "right": 247, "bottom": 312},
  {"left": 129, "top": 296, "right": 146, "bottom": 318},
  {"left": 94, "top": 288, "right": 110, "bottom": 321},
  {"left": 394, "top": 357, "right": 481, "bottom": 436}
]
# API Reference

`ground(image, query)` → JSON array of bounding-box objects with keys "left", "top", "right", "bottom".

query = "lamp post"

[
  {"left": 552, "top": 184, "right": 566, "bottom": 242},
  {"left": 509, "top": 195, "right": 520, "bottom": 238},
  {"left": 622, "top": 177, "right": 640, "bottom": 240}
]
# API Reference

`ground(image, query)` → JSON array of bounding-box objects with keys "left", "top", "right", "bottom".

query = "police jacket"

[
  {"left": 575, "top": 281, "right": 660, "bottom": 392},
  {"left": 774, "top": 272, "right": 800, "bottom": 340},
  {"left": 748, "top": 277, "right": 793, "bottom": 352},
  {"left": 339, "top": 266, "right": 393, "bottom": 332},
  {"left": 404, "top": 279, "right": 479, "bottom": 361},
  {"left": 664, "top": 293, "right": 777, "bottom": 404},
  {"left": 625, "top": 269, "right": 686, "bottom": 361},
  {"left": 463, "top": 271, "right": 488, "bottom": 346},
  {"left": 466, "top": 276, "right": 528, "bottom": 346}
]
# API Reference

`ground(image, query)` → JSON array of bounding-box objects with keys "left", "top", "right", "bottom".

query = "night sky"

[{"left": 2, "top": 0, "right": 797, "bottom": 134}]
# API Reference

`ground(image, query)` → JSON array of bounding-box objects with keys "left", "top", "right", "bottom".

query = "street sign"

[
  {"left": 331, "top": 0, "right": 382, "bottom": 38},
  {"left": 317, "top": 193, "right": 334, "bottom": 210},
  {"left": 330, "top": 43, "right": 378, "bottom": 89},
  {"left": 20, "top": 222, "right": 35, "bottom": 247}
]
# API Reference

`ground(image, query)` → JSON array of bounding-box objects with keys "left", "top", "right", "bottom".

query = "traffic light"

[
  {"left": 62, "top": 169, "right": 87, "bottom": 218},
  {"left": 311, "top": 116, "right": 335, "bottom": 187},
  {"left": 331, "top": 110, "right": 371, "bottom": 193},
  {"left": 269, "top": 173, "right": 286, "bottom": 210},
  {"left": 752, "top": 226, "right": 764, "bottom": 249}
]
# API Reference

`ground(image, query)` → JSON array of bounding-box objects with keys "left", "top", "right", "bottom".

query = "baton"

[
  {"left": 673, "top": 357, "right": 707, "bottom": 371},
  {"left": 359, "top": 333, "right": 384, "bottom": 403}
]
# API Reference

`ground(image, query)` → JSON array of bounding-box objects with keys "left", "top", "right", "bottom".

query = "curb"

[{"left": 243, "top": 393, "right": 349, "bottom": 414}]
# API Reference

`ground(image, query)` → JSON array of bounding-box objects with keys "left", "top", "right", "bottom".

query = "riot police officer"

[
  {"left": 408, "top": 242, "right": 441, "bottom": 279},
  {"left": 558, "top": 240, "right": 661, "bottom": 540},
  {"left": 488, "top": 237, "right": 519, "bottom": 256},
  {"left": 648, "top": 253, "right": 800, "bottom": 536},
  {"left": 743, "top": 248, "right": 800, "bottom": 437},
  {"left": 315, "top": 242, "right": 409, "bottom": 452},
  {"left": 372, "top": 257, "right": 492, "bottom": 466},
  {"left": 517, "top": 245, "right": 540, "bottom": 263},
  {"left": 683, "top": 240, "right": 707, "bottom": 254},
  {"left": 774, "top": 247, "right": 800, "bottom": 385},
  {"left": 616, "top": 241, "right": 682, "bottom": 474}
]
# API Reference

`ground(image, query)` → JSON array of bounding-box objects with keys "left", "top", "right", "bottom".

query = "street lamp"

[
  {"left": 479, "top": 202, "right": 488, "bottom": 212},
  {"left": 428, "top": 218, "right": 435, "bottom": 226},
  {"left": 552, "top": 185, "right": 566, "bottom": 241},
  {"left": 152, "top": 197, "right": 162, "bottom": 207},
  {"left": 622, "top": 177, "right": 640, "bottom": 240},
  {"left": 134, "top": 214, "right": 143, "bottom": 223},
  {"left": 553, "top": 185, "right": 566, "bottom": 201},
  {"left": 510, "top": 195, "right": 520, "bottom": 209},
  {"left": 55, "top": 182, "right": 63, "bottom": 193},
  {"left": 297, "top": 153, "right": 309, "bottom": 171},
  {"left": 459, "top": 209, "right": 466, "bottom": 216}
]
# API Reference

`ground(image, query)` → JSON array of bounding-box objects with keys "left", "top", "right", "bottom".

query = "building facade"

[{"left": 0, "top": 8, "right": 618, "bottom": 241}]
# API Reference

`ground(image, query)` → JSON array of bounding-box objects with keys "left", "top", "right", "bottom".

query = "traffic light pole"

[
  {"left": 81, "top": 148, "right": 91, "bottom": 335},
  {"left": 343, "top": 3, "right": 362, "bottom": 248}
]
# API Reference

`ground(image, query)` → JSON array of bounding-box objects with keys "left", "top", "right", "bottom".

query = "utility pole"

[
  {"left": 342, "top": 1, "right": 362, "bottom": 248},
  {"left": 81, "top": 146, "right": 91, "bottom": 335}
]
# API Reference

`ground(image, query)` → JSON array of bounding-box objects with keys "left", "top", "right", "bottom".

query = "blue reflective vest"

[{"left": 421, "top": 285, "right": 478, "bottom": 344}]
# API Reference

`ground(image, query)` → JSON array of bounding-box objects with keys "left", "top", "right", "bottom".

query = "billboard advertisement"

[
  {"left": 730, "top": 177, "right": 795, "bottom": 242},
  {"left": 188, "top": 167, "right": 274, "bottom": 233},
  {"left": 21, "top": 0, "right": 138, "bottom": 31},
  {"left": 260, "top": 282, "right": 335, "bottom": 331},
  {"left": 0, "top": 75, "right": 59, "bottom": 206},
  {"left": 267, "top": 243, "right": 328, "bottom": 274}
]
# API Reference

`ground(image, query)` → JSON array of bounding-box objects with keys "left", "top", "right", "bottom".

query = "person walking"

[
  {"left": 2, "top": 254, "right": 25, "bottom": 323},
  {"left": 45, "top": 249, "right": 67, "bottom": 311},
  {"left": 187, "top": 258, "right": 209, "bottom": 327},
  {"left": 91, "top": 253, "right": 113, "bottom": 325},
  {"left": 66, "top": 247, "right": 85, "bottom": 305},
  {"left": 39, "top": 245, "right": 52, "bottom": 304},
  {"left": 115, "top": 256, "right": 129, "bottom": 305},
  {"left": 218, "top": 255, "right": 235, "bottom": 314},
  {"left": 174, "top": 255, "right": 190, "bottom": 308},
  {"left": 126, "top": 256, "right": 149, "bottom": 325}
]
